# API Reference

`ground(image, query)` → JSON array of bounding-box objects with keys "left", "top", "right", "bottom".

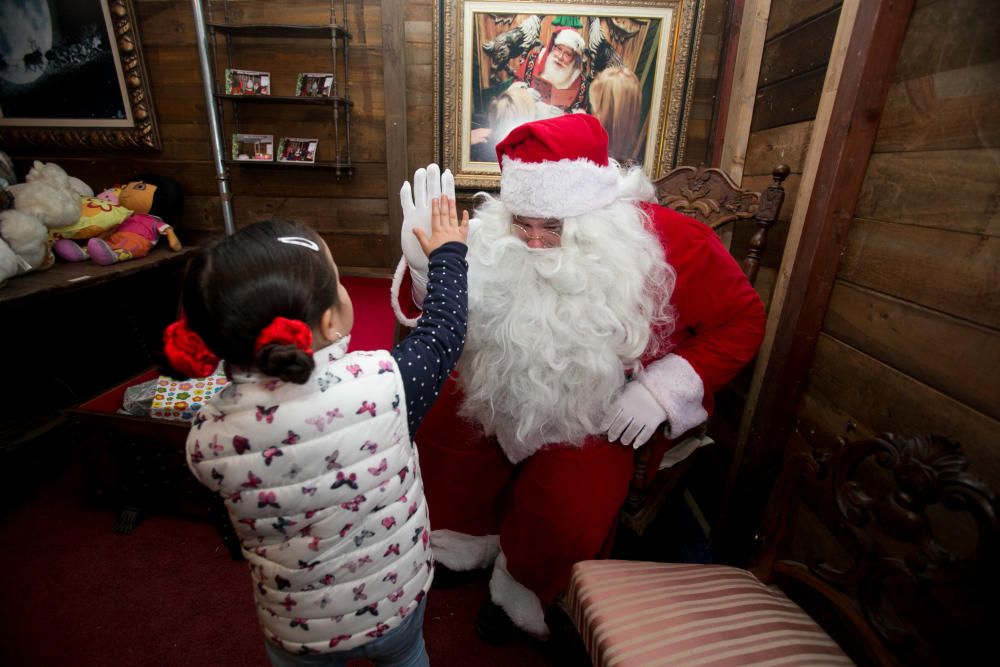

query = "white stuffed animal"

[{"left": 0, "top": 162, "right": 85, "bottom": 287}]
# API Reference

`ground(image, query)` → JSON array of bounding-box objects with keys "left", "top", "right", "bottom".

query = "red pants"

[{"left": 417, "top": 376, "right": 634, "bottom": 604}]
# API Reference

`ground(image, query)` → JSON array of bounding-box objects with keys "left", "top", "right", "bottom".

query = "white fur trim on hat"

[
  {"left": 489, "top": 551, "right": 550, "bottom": 638},
  {"left": 553, "top": 29, "right": 585, "bottom": 54},
  {"left": 390, "top": 256, "right": 421, "bottom": 328},
  {"left": 500, "top": 155, "right": 619, "bottom": 219},
  {"left": 638, "top": 353, "right": 709, "bottom": 438},
  {"left": 430, "top": 530, "right": 500, "bottom": 571}
]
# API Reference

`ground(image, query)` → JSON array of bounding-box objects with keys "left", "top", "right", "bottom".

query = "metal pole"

[{"left": 191, "top": 0, "right": 235, "bottom": 235}]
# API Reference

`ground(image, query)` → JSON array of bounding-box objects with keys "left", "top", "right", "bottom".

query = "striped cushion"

[{"left": 567, "top": 560, "right": 853, "bottom": 667}]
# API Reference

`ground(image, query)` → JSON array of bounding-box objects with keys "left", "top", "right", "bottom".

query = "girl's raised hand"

[{"left": 414, "top": 194, "right": 469, "bottom": 256}]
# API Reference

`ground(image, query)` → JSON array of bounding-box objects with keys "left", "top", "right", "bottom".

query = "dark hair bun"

[{"left": 256, "top": 343, "right": 315, "bottom": 384}]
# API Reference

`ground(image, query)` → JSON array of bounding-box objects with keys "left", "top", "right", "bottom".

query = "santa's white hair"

[{"left": 458, "top": 166, "right": 675, "bottom": 463}]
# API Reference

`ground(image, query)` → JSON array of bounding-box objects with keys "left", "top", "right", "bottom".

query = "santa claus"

[
  {"left": 391, "top": 114, "right": 765, "bottom": 640},
  {"left": 516, "top": 28, "right": 589, "bottom": 112}
]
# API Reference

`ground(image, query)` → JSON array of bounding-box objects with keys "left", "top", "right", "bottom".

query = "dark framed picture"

[
  {"left": 277, "top": 137, "right": 318, "bottom": 164},
  {"left": 437, "top": 0, "right": 704, "bottom": 189},
  {"left": 296, "top": 73, "right": 334, "bottom": 97},
  {"left": 225, "top": 68, "right": 271, "bottom": 96},
  {"left": 232, "top": 133, "right": 274, "bottom": 161},
  {"left": 0, "top": 0, "right": 160, "bottom": 150}
]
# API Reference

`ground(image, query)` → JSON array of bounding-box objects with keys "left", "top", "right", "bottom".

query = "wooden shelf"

[
  {"left": 208, "top": 22, "right": 350, "bottom": 39},
  {"left": 224, "top": 158, "right": 353, "bottom": 172},
  {"left": 215, "top": 93, "right": 352, "bottom": 107}
]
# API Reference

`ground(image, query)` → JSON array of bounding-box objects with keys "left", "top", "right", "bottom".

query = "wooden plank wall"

[
  {"left": 737, "top": 0, "right": 842, "bottom": 308},
  {"left": 797, "top": 0, "right": 1000, "bottom": 488},
  {"left": 4, "top": 0, "right": 726, "bottom": 275}
]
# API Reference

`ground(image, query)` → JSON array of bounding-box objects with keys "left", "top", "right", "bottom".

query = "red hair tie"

[
  {"left": 255, "top": 317, "right": 313, "bottom": 355},
  {"left": 163, "top": 317, "right": 219, "bottom": 378}
]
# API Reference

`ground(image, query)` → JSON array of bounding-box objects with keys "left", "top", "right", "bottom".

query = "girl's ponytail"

[{"left": 254, "top": 317, "right": 315, "bottom": 384}]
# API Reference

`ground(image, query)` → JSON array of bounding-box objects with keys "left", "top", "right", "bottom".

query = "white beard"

[
  {"left": 540, "top": 52, "right": 581, "bottom": 90},
  {"left": 458, "top": 196, "right": 675, "bottom": 463}
]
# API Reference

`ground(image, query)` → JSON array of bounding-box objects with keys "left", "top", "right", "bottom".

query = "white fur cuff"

[
  {"left": 490, "top": 551, "right": 550, "bottom": 639},
  {"left": 638, "top": 354, "right": 708, "bottom": 439},
  {"left": 390, "top": 256, "right": 421, "bottom": 328},
  {"left": 500, "top": 156, "right": 619, "bottom": 219},
  {"left": 430, "top": 530, "right": 500, "bottom": 571}
]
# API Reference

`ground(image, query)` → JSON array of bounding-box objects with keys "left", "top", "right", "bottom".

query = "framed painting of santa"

[
  {"left": 437, "top": 0, "right": 704, "bottom": 189},
  {"left": 0, "top": 0, "right": 160, "bottom": 151}
]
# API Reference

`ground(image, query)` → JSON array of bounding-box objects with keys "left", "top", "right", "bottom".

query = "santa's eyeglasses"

[{"left": 511, "top": 220, "right": 562, "bottom": 248}]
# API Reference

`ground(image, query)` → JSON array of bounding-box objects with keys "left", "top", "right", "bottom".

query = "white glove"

[
  {"left": 600, "top": 379, "right": 669, "bottom": 449},
  {"left": 400, "top": 164, "right": 455, "bottom": 307}
]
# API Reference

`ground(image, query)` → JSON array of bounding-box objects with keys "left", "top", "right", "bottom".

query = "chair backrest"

[
  {"left": 750, "top": 427, "right": 998, "bottom": 666},
  {"left": 651, "top": 163, "right": 789, "bottom": 285}
]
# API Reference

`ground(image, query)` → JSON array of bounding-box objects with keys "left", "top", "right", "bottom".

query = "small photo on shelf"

[
  {"left": 225, "top": 68, "right": 271, "bottom": 95},
  {"left": 296, "top": 72, "right": 334, "bottom": 97},
  {"left": 277, "top": 137, "right": 319, "bottom": 164},
  {"left": 233, "top": 133, "right": 274, "bottom": 161}
]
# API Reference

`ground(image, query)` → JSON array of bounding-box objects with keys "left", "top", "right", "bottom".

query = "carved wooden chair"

[
  {"left": 571, "top": 429, "right": 999, "bottom": 666},
  {"left": 620, "top": 164, "right": 790, "bottom": 536}
]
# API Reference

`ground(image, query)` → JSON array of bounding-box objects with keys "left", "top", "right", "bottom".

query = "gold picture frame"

[
  {"left": 436, "top": 0, "right": 704, "bottom": 190},
  {"left": 0, "top": 0, "right": 160, "bottom": 151}
]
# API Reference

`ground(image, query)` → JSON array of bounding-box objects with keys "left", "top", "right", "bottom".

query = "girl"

[{"left": 164, "top": 197, "right": 468, "bottom": 666}]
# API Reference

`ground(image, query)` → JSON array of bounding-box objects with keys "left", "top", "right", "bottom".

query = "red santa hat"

[{"left": 495, "top": 114, "right": 620, "bottom": 219}]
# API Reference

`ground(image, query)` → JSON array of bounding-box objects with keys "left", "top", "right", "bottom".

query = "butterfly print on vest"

[
  {"left": 209, "top": 435, "right": 224, "bottom": 455},
  {"left": 408, "top": 501, "right": 418, "bottom": 519},
  {"left": 210, "top": 468, "right": 224, "bottom": 484},
  {"left": 262, "top": 446, "right": 283, "bottom": 466},
  {"left": 307, "top": 536, "right": 320, "bottom": 551},
  {"left": 272, "top": 516, "right": 296, "bottom": 534},
  {"left": 298, "top": 559, "right": 320, "bottom": 571},
  {"left": 356, "top": 401, "right": 376, "bottom": 417},
  {"left": 355, "top": 603, "right": 379, "bottom": 617},
  {"left": 317, "top": 370, "right": 341, "bottom": 392},
  {"left": 212, "top": 410, "right": 226, "bottom": 422},
  {"left": 381, "top": 516, "right": 397, "bottom": 531},
  {"left": 290, "top": 618, "right": 310, "bottom": 631},
  {"left": 192, "top": 412, "right": 207, "bottom": 430},
  {"left": 325, "top": 450, "right": 342, "bottom": 470},
  {"left": 232, "top": 435, "right": 251, "bottom": 454},
  {"left": 338, "top": 523, "right": 353, "bottom": 538},
  {"left": 242, "top": 471, "right": 263, "bottom": 488},
  {"left": 353, "top": 583, "right": 368, "bottom": 601},
  {"left": 345, "top": 363, "right": 363, "bottom": 378},
  {"left": 255, "top": 405, "right": 278, "bottom": 423},
  {"left": 353, "top": 529, "right": 376, "bottom": 547},
  {"left": 378, "top": 360, "right": 394, "bottom": 374},
  {"left": 328, "top": 635, "right": 351, "bottom": 648},
  {"left": 320, "top": 574, "right": 335, "bottom": 586},
  {"left": 301, "top": 485, "right": 317, "bottom": 496},
  {"left": 366, "top": 622, "right": 391, "bottom": 639},
  {"left": 360, "top": 440, "right": 378, "bottom": 454},
  {"left": 388, "top": 588, "right": 405, "bottom": 602},
  {"left": 397, "top": 465, "right": 409, "bottom": 483},
  {"left": 190, "top": 442, "right": 204, "bottom": 464},
  {"left": 332, "top": 471, "right": 357, "bottom": 490},
  {"left": 238, "top": 517, "right": 257, "bottom": 530},
  {"left": 382, "top": 571, "right": 398, "bottom": 584},
  {"left": 282, "top": 430, "right": 300, "bottom": 445},
  {"left": 280, "top": 594, "right": 297, "bottom": 611},
  {"left": 383, "top": 543, "right": 400, "bottom": 557},
  {"left": 258, "top": 491, "right": 281, "bottom": 509},
  {"left": 368, "top": 458, "right": 387, "bottom": 476},
  {"left": 341, "top": 495, "right": 366, "bottom": 511},
  {"left": 392, "top": 393, "right": 400, "bottom": 414},
  {"left": 275, "top": 575, "right": 291, "bottom": 590}
]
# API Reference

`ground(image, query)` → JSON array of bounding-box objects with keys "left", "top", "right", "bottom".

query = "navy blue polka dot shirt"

[{"left": 390, "top": 241, "right": 468, "bottom": 438}]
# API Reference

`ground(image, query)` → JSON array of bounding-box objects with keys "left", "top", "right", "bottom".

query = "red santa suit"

[{"left": 391, "top": 115, "right": 765, "bottom": 636}]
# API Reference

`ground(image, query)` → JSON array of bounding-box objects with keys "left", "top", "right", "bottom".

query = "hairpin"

[{"left": 276, "top": 236, "right": 320, "bottom": 252}]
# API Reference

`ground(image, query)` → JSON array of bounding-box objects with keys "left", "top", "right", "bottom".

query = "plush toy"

[
  {"left": 53, "top": 174, "right": 184, "bottom": 266},
  {"left": 0, "top": 161, "right": 83, "bottom": 286}
]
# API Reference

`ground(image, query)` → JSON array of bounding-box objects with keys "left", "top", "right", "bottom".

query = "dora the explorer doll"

[{"left": 55, "top": 174, "right": 185, "bottom": 266}]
